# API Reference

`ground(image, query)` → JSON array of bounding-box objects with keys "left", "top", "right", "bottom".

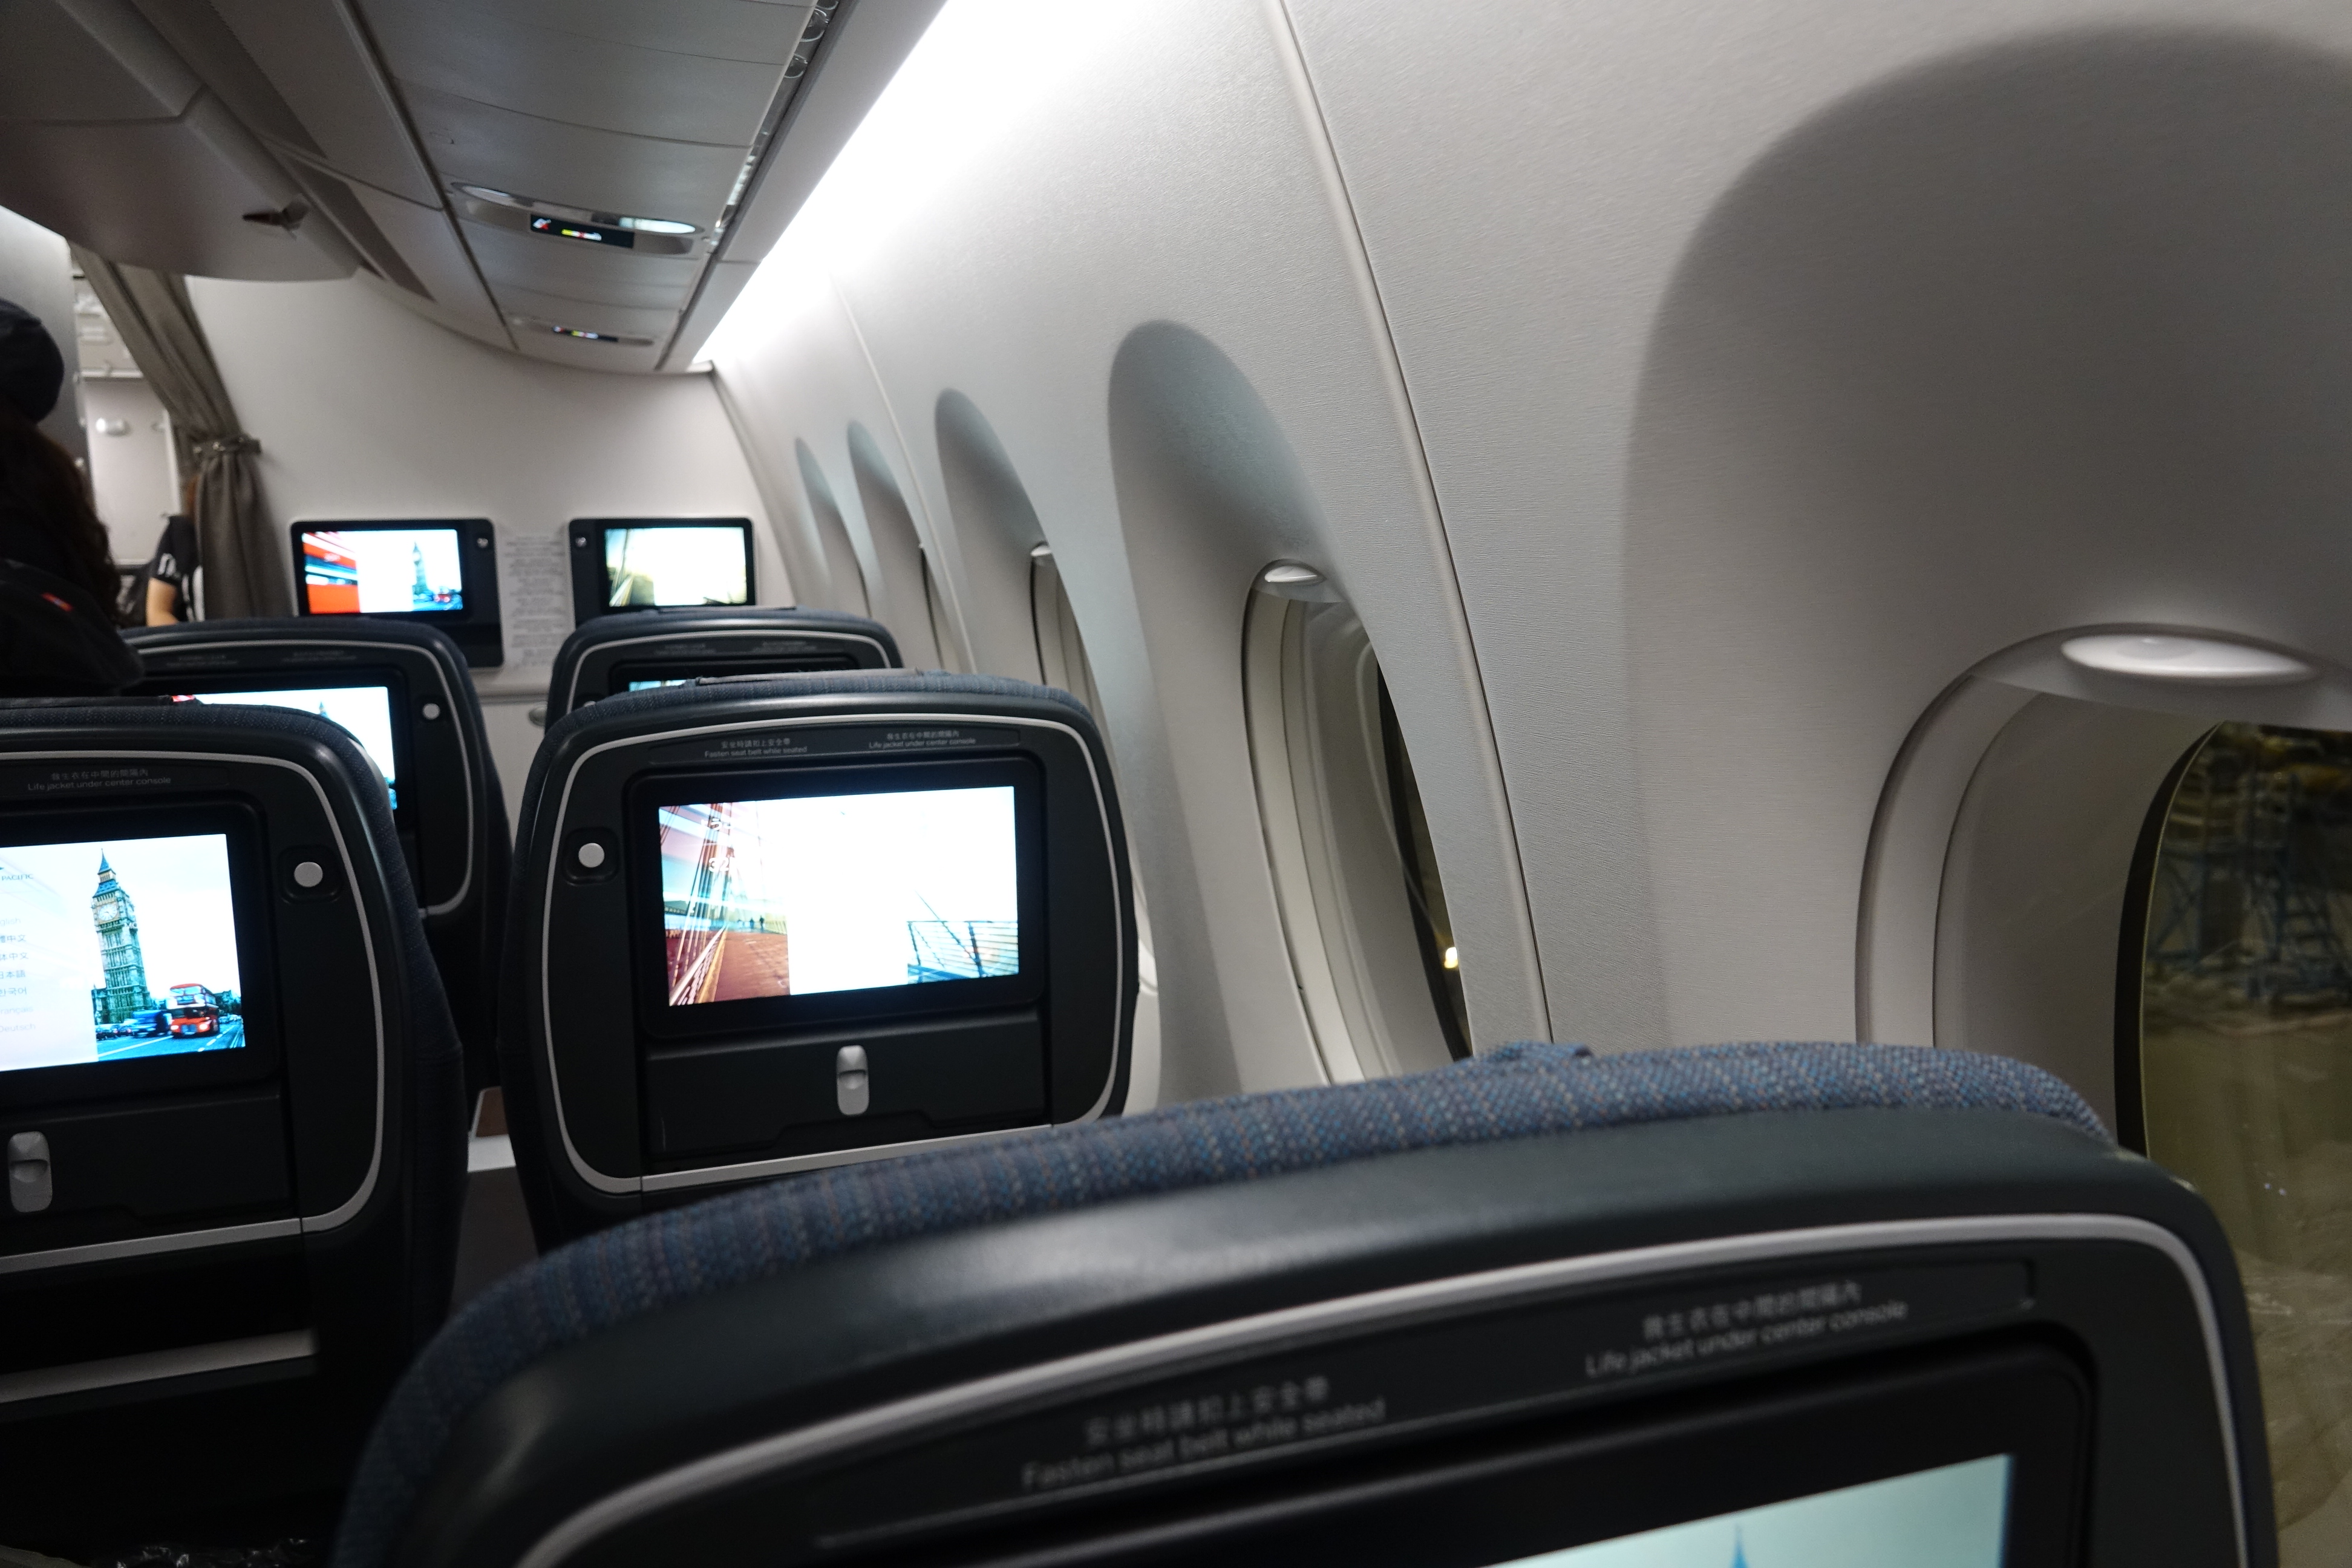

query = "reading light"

[
  {"left": 1442, "top": 946, "right": 1460, "bottom": 970},
  {"left": 2059, "top": 633, "right": 2314, "bottom": 686}
]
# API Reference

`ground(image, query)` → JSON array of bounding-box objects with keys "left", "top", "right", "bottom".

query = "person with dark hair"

[
  {"left": 130, "top": 473, "right": 200, "bottom": 624},
  {"left": 0, "top": 295, "right": 140, "bottom": 694}
]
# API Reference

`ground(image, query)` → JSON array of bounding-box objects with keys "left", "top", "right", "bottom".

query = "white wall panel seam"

[
  {"left": 1266, "top": 0, "right": 1550, "bottom": 1047},
  {"left": 837, "top": 280, "right": 976, "bottom": 670}
]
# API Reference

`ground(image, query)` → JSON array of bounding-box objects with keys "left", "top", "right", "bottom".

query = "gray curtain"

[{"left": 70, "top": 245, "right": 289, "bottom": 619}]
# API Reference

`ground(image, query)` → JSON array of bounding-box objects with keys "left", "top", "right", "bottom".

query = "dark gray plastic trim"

[
  {"left": 512, "top": 1213, "right": 2244, "bottom": 1568},
  {"left": 0, "top": 746, "right": 387, "bottom": 1269},
  {"left": 555, "top": 628, "right": 897, "bottom": 713},
  {"left": 537, "top": 710, "right": 1122, "bottom": 1196},
  {"left": 137, "top": 637, "right": 480, "bottom": 918}
]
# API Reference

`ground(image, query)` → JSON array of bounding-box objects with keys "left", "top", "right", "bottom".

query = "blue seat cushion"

[{"left": 332, "top": 1039, "right": 2103, "bottom": 1564}]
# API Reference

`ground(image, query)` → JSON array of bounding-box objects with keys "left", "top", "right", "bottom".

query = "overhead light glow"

[
  {"left": 2059, "top": 634, "right": 2315, "bottom": 686},
  {"left": 1442, "top": 946, "right": 1460, "bottom": 971},
  {"left": 703, "top": 0, "right": 1126, "bottom": 364}
]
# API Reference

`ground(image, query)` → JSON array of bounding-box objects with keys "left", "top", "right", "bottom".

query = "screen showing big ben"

[
  {"left": 0, "top": 833, "right": 246, "bottom": 1074},
  {"left": 299, "top": 526, "right": 465, "bottom": 615}
]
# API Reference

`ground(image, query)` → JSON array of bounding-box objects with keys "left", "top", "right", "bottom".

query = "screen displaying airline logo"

[{"left": 529, "top": 214, "right": 634, "bottom": 249}]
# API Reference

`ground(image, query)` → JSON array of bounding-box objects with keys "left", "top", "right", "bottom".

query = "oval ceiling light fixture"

[
  {"left": 2060, "top": 633, "right": 2316, "bottom": 686},
  {"left": 452, "top": 184, "right": 701, "bottom": 240},
  {"left": 509, "top": 315, "right": 655, "bottom": 348}
]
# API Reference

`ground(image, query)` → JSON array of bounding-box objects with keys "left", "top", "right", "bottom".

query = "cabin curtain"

[{"left": 70, "top": 245, "right": 289, "bottom": 619}]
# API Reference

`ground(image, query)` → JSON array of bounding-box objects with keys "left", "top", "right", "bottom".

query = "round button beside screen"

[
  {"left": 292, "top": 860, "right": 326, "bottom": 889},
  {"left": 421, "top": 701, "right": 443, "bottom": 720},
  {"left": 576, "top": 841, "right": 607, "bottom": 870}
]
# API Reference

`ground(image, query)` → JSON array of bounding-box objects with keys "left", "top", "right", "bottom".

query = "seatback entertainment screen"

[
  {"left": 658, "top": 784, "right": 1019, "bottom": 1005},
  {"left": 169, "top": 686, "right": 399, "bottom": 808},
  {"left": 604, "top": 523, "right": 753, "bottom": 610},
  {"left": 1485, "top": 1453, "right": 2010, "bottom": 1567},
  {"left": 0, "top": 833, "right": 246, "bottom": 1073},
  {"left": 300, "top": 526, "right": 465, "bottom": 615}
]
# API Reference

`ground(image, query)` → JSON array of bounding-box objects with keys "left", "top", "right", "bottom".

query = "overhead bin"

[{"left": 0, "top": 0, "right": 947, "bottom": 371}]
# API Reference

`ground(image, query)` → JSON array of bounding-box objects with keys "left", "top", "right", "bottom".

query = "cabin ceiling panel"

[
  {"left": 362, "top": 0, "right": 786, "bottom": 148},
  {"left": 200, "top": 0, "right": 439, "bottom": 204},
  {"left": 507, "top": 330, "right": 662, "bottom": 374},
  {"left": 394, "top": 82, "right": 746, "bottom": 222},
  {"left": 342, "top": 184, "right": 509, "bottom": 339},
  {"left": 0, "top": 0, "right": 924, "bottom": 375},
  {"left": 486, "top": 283, "right": 679, "bottom": 341},
  {"left": 131, "top": 0, "right": 323, "bottom": 155},
  {"left": 459, "top": 220, "right": 699, "bottom": 304},
  {"left": 0, "top": 119, "right": 347, "bottom": 278},
  {"left": 441, "top": 0, "right": 799, "bottom": 63},
  {"left": 0, "top": 1, "right": 196, "bottom": 123}
]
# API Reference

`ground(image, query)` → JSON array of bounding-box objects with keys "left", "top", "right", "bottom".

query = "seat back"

[
  {"left": 126, "top": 618, "right": 511, "bottom": 1098},
  {"left": 544, "top": 607, "right": 900, "bottom": 719},
  {"left": 500, "top": 670, "right": 1135, "bottom": 1246},
  {"left": 336, "top": 1040, "right": 2270, "bottom": 1568},
  {"left": 0, "top": 702, "right": 468, "bottom": 1550}
]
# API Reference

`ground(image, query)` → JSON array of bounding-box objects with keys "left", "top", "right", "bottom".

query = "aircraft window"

[
  {"left": 1244, "top": 584, "right": 1469, "bottom": 1080},
  {"left": 847, "top": 423, "right": 952, "bottom": 670},
  {"left": 2126, "top": 720, "right": 2352, "bottom": 1561},
  {"left": 1028, "top": 544, "right": 1105, "bottom": 720},
  {"left": 917, "top": 544, "right": 964, "bottom": 673},
  {"left": 1379, "top": 678, "right": 1472, "bottom": 1057},
  {"left": 792, "top": 439, "right": 871, "bottom": 618}
]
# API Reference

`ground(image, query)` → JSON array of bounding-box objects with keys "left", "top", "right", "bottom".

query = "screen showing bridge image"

[
  {"left": 1483, "top": 1453, "right": 2010, "bottom": 1568},
  {"left": 0, "top": 832, "right": 246, "bottom": 1074},
  {"left": 301, "top": 526, "right": 465, "bottom": 614},
  {"left": 659, "top": 785, "right": 1018, "bottom": 1005},
  {"left": 604, "top": 524, "right": 751, "bottom": 609},
  {"left": 169, "top": 686, "right": 399, "bottom": 808}
]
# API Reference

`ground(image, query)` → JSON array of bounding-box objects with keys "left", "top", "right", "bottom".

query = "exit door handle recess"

[
  {"left": 836, "top": 1047, "right": 869, "bottom": 1117},
  {"left": 8, "top": 1131, "right": 51, "bottom": 1214}
]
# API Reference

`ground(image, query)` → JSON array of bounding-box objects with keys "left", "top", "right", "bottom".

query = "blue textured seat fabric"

[{"left": 333, "top": 1039, "right": 2102, "bottom": 1565}]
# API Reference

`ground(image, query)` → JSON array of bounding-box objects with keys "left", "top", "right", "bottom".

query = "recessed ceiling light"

[
  {"left": 2060, "top": 633, "right": 2315, "bottom": 686},
  {"left": 454, "top": 183, "right": 701, "bottom": 238},
  {"left": 510, "top": 315, "right": 654, "bottom": 347}
]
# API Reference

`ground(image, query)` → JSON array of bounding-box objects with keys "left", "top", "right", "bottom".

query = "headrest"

[
  {"left": 126, "top": 613, "right": 474, "bottom": 665},
  {"left": 501, "top": 668, "right": 1132, "bottom": 1244},
  {"left": 0, "top": 697, "right": 420, "bottom": 909},
  {"left": 337, "top": 1040, "right": 2116, "bottom": 1565},
  {"left": 546, "top": 606, "right": 902, "bottom": 714}
]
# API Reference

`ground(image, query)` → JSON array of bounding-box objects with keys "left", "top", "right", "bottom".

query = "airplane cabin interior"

[{"left": 0, "top": 1, "right": 2345, "bottom": 1564}]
